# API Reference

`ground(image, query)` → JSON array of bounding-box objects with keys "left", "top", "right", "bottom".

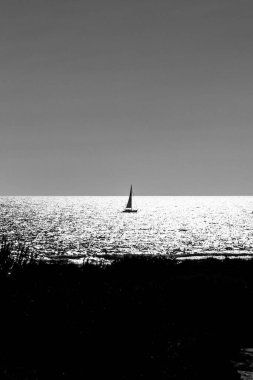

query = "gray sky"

[{"left": 1, "top": 0, "right": 253, "bottom": 195}]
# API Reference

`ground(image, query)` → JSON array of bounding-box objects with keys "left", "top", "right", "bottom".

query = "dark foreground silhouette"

[{"left": 1, "top": 246, "right": 252, "bottom": 379}]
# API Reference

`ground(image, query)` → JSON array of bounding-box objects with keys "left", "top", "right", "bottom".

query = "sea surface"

[{"left": 1, "top": 196, "right": 253, "bottom": 262}]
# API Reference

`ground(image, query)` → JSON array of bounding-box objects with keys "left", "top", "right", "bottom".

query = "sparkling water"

[{"left": 1, "top": 196, "right": 253, "bottom": 260}]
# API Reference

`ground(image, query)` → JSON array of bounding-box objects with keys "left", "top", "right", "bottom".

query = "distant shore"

[{"left": 1, "top": 241, "right": 252, "bottom": 379}]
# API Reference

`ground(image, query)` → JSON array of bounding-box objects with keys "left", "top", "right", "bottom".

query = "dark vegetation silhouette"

[{"left": 0, "top": 237, "right": 252, "bottom": 379}]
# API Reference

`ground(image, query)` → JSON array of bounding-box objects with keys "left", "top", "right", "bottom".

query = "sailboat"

[{"left": 123, "top": 185, "right": 138, "bottom": 213}]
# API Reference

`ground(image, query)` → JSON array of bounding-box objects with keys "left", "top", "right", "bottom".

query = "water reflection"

[{"left": 1, "top": 196, "right": 253, "bottom": 259}]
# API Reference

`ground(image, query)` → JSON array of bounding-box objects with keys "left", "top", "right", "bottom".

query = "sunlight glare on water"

[{"left": 1, "top": 196, "right": 253, "bottom": 259}]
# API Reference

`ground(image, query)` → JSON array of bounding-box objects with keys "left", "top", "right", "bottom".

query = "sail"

[{"left": 125, "top": 185, "right": 133, "bottom": 209}]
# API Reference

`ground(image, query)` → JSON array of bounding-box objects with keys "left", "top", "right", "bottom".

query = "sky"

[{"left": 1, "top": 0, "right": 253, "bottom": 195}]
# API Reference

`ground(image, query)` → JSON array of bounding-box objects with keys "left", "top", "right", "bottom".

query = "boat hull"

[{"left": 122, "top": 209, "right": 138, "bottom": 213}]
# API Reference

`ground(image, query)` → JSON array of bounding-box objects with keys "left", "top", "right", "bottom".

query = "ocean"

[{"left": 1, "top": 196, "right": 253, "bottom": 262}]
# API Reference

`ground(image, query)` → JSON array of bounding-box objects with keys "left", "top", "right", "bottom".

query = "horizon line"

[{"left": 1, "top": 194, "right": 253, "bottom": 197}]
